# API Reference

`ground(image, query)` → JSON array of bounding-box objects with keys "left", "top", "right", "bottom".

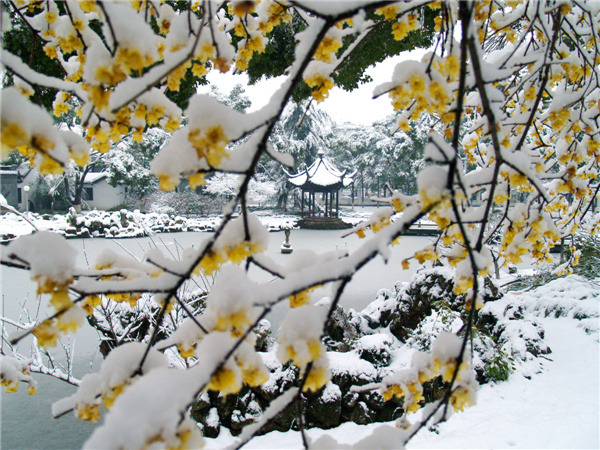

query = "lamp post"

[{"left": 23, "top": 185, "right": 30, "bottom": 212}]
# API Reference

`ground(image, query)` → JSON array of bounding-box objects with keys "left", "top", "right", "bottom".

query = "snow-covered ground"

[
  {"left": 205, "top": 277, "right": 600, "bottom": 449},
  {"left": 0, "top": 206, "right": 435, "bottom": 241}
]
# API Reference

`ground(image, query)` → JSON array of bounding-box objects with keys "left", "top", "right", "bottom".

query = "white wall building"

[{"left": 82, "top": 172, "right": 127, "bottom": 211}]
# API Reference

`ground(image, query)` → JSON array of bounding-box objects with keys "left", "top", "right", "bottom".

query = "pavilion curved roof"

[{"left": 285, "top": 151, "right": 355, "bottom": 190}]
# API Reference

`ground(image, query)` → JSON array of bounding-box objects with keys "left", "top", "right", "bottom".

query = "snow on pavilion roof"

[{"left": 286, "top": 152, "right": 355, "bottom": 189}]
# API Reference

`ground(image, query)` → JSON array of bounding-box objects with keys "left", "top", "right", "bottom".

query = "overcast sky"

[{"left": 200, "top": 48, "right": 429, "bottom": 126}]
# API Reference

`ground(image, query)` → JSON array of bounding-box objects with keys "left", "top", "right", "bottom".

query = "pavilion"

[{"left": 285, "top": 151, "right": 355, "bottom": 229}]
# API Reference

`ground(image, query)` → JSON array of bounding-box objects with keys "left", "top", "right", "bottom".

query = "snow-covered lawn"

[
  {"left": 205, "top": 277, "right": 600, "bottom": 449},
  {"left": 202, "top": 317, "right": 598, "bottom": 449}
]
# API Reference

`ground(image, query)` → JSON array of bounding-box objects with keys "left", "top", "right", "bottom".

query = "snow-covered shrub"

[{"left": 148, "top": 189, "right": 227, "bottom": 216}]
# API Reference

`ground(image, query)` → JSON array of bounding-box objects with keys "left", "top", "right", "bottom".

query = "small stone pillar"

[{"left": 281, "top": 227, "right": 293, "bottom": 254}]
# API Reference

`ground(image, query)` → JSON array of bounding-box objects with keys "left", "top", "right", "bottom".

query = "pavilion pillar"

[{"left": 336, "top": 190, "right": 339, "bottom": 217}]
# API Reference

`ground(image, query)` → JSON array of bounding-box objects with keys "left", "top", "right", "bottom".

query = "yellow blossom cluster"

[
  {"left": 204, "top": 338, "right": 269, "bottom": 394},
  {"left": 81, "top": 295, "right": 102, "bottom": 315},
  {"left": 314, "top": 34, "right": 343, "bottom": 63},
  {"left": 188, "top": 125, "right": 230, "bottom": 168},
  {"left": 194, "top": 241, "right": 264, "bottom": 278},
  {"left": 76, "top": 402, "right": 102, "bottom": 423},
  {"left": 107, "top": 292, "right": 142, "bottom": 309},
  {"left": 414, "top": 245, "right": 439, "bottom": 264},
  {"left": 355, "top": 209, "right": 394, "bottom": 239},
  {"left": 52, "top": 92, "right": 72, "bottom": 117},
  {"left": 279, "top": 334, "right": 331, "bottom": 392},
  {"left": 375, "top": 4, "right": 399, "bottom": 21},
  {"left": 139, "top": 419, "right": 204, "bottom": 450},
  {"left": 235, "top": 35, "right": 267, "bottom": 71},
  {"left": 382, "top": 357, "right": 473, "bottom": 415},
  {"left": 391, "top": 14, "right": 419, "bottom": 41},
  {"left": 289, "top": 285, "right": 320, "bottom": 308},
  {"left": 258, "top": 1, "right": 293, "bottom": 35},
  {"left": 1, "top": 119, "right": 64, "bottom": 175},
  {"left": 388, "top": 67, "right": 454, "bottom": 135},
  {"left": 304, "top": 73, "right": 335, "bottom": 103},
  {"left": 102, "top": 382, "right": 127, "bottom": 410},
  {"left": 0, "top": 357, "right": 37, "bottom": 395},
  {"left": 302, "top": 358, "right": 331, "bottom": 392}
]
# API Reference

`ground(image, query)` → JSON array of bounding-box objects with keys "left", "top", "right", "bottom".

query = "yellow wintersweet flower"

[
  {"left": 1, "top": 122, "right": 29, "bottom": 158},
  {"left": 189, "top": 173, "right": 206, "bottom": 190},
  {"left": 389, "top": 85, "right": 411, "bottom": 110},
  {"left": 177, "top": 344, "right": 196, "bottom": 359},
  {"left": 56, "top": 313, "right": 80, "bottom": 334},
  {"left": 132, "top": 127, "right": 144, "bottom": 143},
  {"left": 103, "top": 383, "right": 126, "bottom": 410},
  {"left": 39, "top": 156, "right": 64, "bottom": 176},
  {"left": 192, "top": 61, "right": 208, "bottom": 77},
  {"left": 188, "top": 125, "right": 229, "bottom": 167},
  {"left": 76, "top": 403, "right": 101, "bottom": 423},
  {"left": 45, "top": 12, "right": 57, "bottom": 23},
  {"left": 391, "top": 197, "right": 404, "bottom": 212},
  {"left": 43, "top": 44, "right": 58, "bottom": 60},
  {"left": 197, "top": 43, "right": 215, "bottom": 62},
  {"left": 371, "top": 216, "right": 391, "bottom": 233},
  {"left": 414, "top": 246, "right": 439, "bottom": 264},
  {"left": 454, "top": 275, "right": 473, "bottom": 294},
  {"left": 146, "top": 105, "right": 166, "bottom": 126},
  {"left": 134, "top": 104, "right": 147, "bottom": 119},
  {"left": 166, "top": 61, "right": 191, "bottom": 92},
  {"left": 392, "top": 21, "right": 409, "bottom": 40},
  {"left": 401, "top": 259, "right": 410, "bottom": 270},
  {"left": 305, "top": 74, "right": 334, "bottom": 103},
  {"left": 95, "top": 64, "right": 127, "bottom": 86},
  {"left": 71, "top": 149, "right": 90, "bottom": 167},
  {"left": 382, "top": 384, "right": 403, "bottom": 401},
  {"left": 79, "top": 1, "right": 97, "bottom": 13},
  {"left": 376, "top": 5, "right": 399, "bottom": 20},
  {"left": 302, "top": 363, "right": 331, "bottom": 392},
  {"left": 207, "top": 367, "right": 241, "bottom": 395},
  {"left": 450, "top": 386, "right": 473, "bottom": 412},
  {"left": 409, "top": 75, "right": 426, "bottom": 94},
  {"left": 117, "top": 47, "right": 151, "bottom": 75},
  {"left": 164, "top": 117, "right": 181, "bottom": 133},
  {"left": 3, "top": 380, "right": 19, "bottom": 393},
  {"left": 32, "top": 320, "right": 60, "bottom": 348},
  {"left": 444, "top": 55, "right": 460, "bottom": 80},
  {"left": 441, "top": 360, "right": 469, "bottom": 383},
  {"left": 314, "top": 36, "right": 342, "bottom": 63},
  {"left": 195, "top": 250, "right": 225, "bottom": 276},
  {"left": 83, "top": 84, "right": 110, "bottom": 111},
  {"left": 289, "top": 290, "right": 311, "bottom": 308},
  {"left": 216, "top": 310, "right": 252, "bottom": 337},
  {"left": 224, "top": 242, "right": 251, "bottom": 264},
  {"left": 27, "top": 384, "right": 37, "bottom": 395},
  {"left": 159, "top": 175, "right": 179, "bottom": 192},
  {"left": 53, "top": 101, "right": 70, "bottom": 117},
  {"left": 356, "top": 228, "right": 366, "bottom": 239},
  {"left": 50, "top": 289, "right": 73, "bottom": 311},
  {"left": 82, "top": 295, "right": 102, "bottom": 315}
]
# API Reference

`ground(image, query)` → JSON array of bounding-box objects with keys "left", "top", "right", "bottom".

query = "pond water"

[{"left": 1, "top": 228, "right": 538, "bottom": 448}]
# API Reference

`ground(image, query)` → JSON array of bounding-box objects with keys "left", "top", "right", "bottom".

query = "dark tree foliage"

[
  {"left": 1, "top": 5, "right": 65, "bottom": 111},
  {"left": 246, "top": 7, "right": 436, "bottom": 102}
]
